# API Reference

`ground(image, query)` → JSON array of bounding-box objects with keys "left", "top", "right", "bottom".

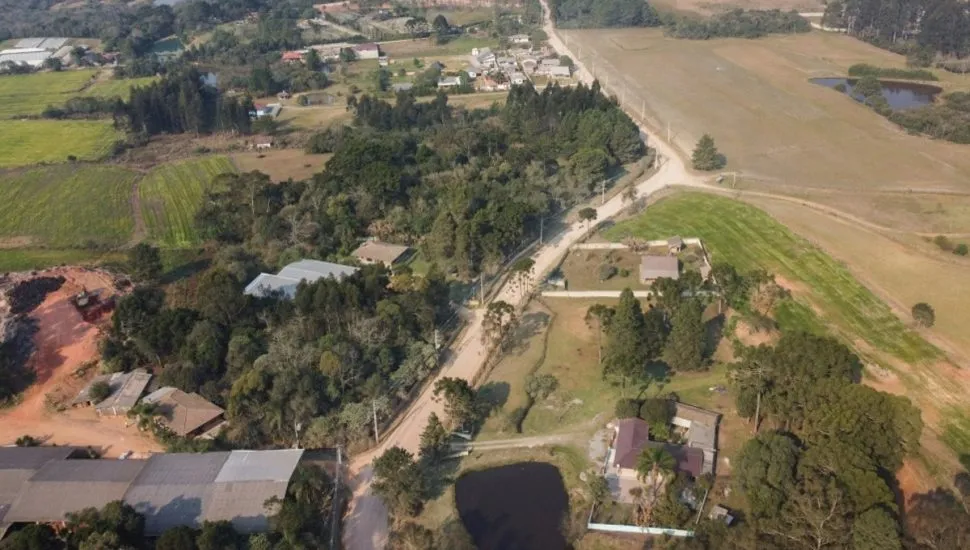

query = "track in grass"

[
  {"left": 0, "top": 165, "right": 138, "bottom": 248},
  {"left": 0, "top": 70, "right": 97, "bottom": 117},
  {"left": 138, "top": 156, "right": 237, "bottom": 248},
  {"left": 0, "top": 120, "right": 122, "bottom": 168},
  {"left": 604, "top": 192, "right": 939, "bottom": 364}
]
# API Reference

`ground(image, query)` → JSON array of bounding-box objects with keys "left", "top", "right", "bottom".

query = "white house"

[
  {"left": 509, "top": 34, "right": 530, "bottom": 44},
  {"left": 547, "top": 65, "right": 571, "bottom": 78},
  {"left": 508, "top": 72, "right": 527, "bottom": 85},
  {"left": 437, "top": 76, "right": 463, "bottom": 88}
]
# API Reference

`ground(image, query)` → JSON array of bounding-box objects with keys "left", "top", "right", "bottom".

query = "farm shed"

[
  {"left": 352, "top": 43, "right": 380, "bottom": 59},
  {"left": 351, "top": 240, "right": 410, "bottom": 267},
  {"left": 141, "top": 387, "right": 225, "bottom": 438},
  {"left": 72, "top": 368, "right": 152, "bottom": 416},
  {"left": 639, "top": 255, "right": 680, "bottom": 283},
  {"left": 244, "top": 259, "right": 358, "bottom": 299}
]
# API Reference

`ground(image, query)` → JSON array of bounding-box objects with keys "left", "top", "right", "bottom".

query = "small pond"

[
  {"left": 455, "top": 462, "right": 568, "bottom": 550},
  {"left": 811, "top": 77, "right": 942, "bottom": 109}
]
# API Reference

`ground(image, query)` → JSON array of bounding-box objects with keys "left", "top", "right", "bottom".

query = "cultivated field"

[
  {"left": 0, "top": 120, "right": 122, "bottom": 167},
  {"left": 0, "top": 69, "right": 97, "bottom": 117},
  {"left": 138, "top": 156, "right": 237, "bottom": 247},
  {"left": 563, "top": 28, "right": 970, "bottom": 233},
  {"left": 0, "top": 165, "right": 138, "bottom": 247},
  {"left": 0, "top": 249, "right": 125, "bottom": 273}
]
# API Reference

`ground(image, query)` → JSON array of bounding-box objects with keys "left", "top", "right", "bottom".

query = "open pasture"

[
  {"left": 0, "top": 69, "right": 97, "bottom": 117},
  {"left": 81, "top": 76, "right": 158, "bottom": 98},
  {"left": 0, "top": 120, "right": 121, "bottom": 168},
  {"left": 564, "top": 28, "right": 970, "bottom": 232},
  {"left": 0, "top": 165, "right": 137, "bottom": 248},
  {"left": 139, "top": 156, "right": 236, "bottom": 248}
]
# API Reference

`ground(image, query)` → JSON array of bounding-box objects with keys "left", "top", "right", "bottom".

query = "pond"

[
  {"left": 455, "top": 462, "right": 569, "bottom": 550},
  {"left": 811, "top": 77, "right": 942, "bottom": 109}
]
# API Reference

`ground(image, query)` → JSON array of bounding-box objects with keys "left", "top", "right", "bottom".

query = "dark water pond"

[
  {"left": 455, "top": 462, "right": 568, "bottom": 550},
  {"left": 811, "top": 77, "right": 942, "bottom": 109}
]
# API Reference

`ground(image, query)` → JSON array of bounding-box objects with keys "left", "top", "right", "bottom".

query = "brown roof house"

[
  {"left": 351, "top": 240, "right": 410, "bottom": 268},
  {"left": 611, "top": 418, "right": 704, "bottom": 480},
  {"left": 141, "top": 387, "right": 225, "bottom": 439},
  {"left": 639, "top": 255, "right": 680, "bottom": 284}
]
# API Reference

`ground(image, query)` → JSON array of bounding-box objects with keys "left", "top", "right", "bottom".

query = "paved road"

[{"left": 341, "top": 5, "right": 706, "bottom": 550}]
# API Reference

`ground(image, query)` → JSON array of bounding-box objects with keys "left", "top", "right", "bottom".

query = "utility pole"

[{"left": 372, "top": 400, "right": 380, "bottom": 443}]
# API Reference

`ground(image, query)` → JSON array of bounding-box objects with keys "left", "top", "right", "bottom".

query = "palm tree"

[{"left": 636, "top": 447, "right": 676, "bottom": 483}]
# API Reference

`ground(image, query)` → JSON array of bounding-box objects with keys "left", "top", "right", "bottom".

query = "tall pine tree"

[
  {"left": 603, "top": 288, "right": 647, "bottom": 391},
  {"left": 663, "top": 299, "right": 705, "bottom": 371}
]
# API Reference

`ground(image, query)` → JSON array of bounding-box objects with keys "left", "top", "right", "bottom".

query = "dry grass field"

[
  {"left": 563, "top": 28, "right": 970, "bottom": 233},
  {"left": 232, "top": 149, "right": 332, "bottom": 182}
]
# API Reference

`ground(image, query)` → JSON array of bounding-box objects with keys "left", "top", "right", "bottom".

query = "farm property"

[
  {"left": 0, "top": 120, "right": 122, "bottom": 168},
  {"left": 563, "top": 28, "right": 970, "bottom": 233},
  {"left": 0, "top": 165, "right": 138, "bottom": 247},
  {"left": 139, "top": 156, "right": 237, "bottom": 248},
  {"left": 0, "top": 69, "right": 97, "bottom": 117}
]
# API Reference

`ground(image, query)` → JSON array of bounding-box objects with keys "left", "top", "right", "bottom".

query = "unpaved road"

[
  {"left": 449, "top": 433, "right": 582, "bottom": 452},
  {"left": 341, "top": 5, "right": 703, "bottom": 549}
]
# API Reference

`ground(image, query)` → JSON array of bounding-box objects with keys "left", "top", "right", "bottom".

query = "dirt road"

[{"left": 341, "top": 6, "right": 703, "bottom": 549}]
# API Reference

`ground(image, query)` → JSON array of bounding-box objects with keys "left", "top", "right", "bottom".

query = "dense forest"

[
  {"left": 824, "top": 0, "right": 970, "bottom": 60},
  {"left": 126, "top": 69, "right": 254, "bottom": 136},
  {"left": 550, "top": 0, "right": 660, "bottom": 29},
  {"left": 203, "top": 82, "right": 645, "bottom": 277}
]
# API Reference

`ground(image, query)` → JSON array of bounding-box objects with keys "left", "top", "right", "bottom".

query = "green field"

[
  {"left": 81, "top": 76, "right": 158, "bottom": 98},
  {"left": 604, "top": 192, "right": 938, "bottom": 365},
  {"left": 139, "top": 156, "right": 236, "bottom": 247},
  {"left": 0, "top": 70, "right": 98, "bottom": 117},
  {"left": 0, "top": 120, "right": 122, "bottom": 168},
  {"left": 0, "top": 249, "right": 125, "bottom": 273},
  {"left": 0, "top": 165, "right": 138, "bottom": 247}
]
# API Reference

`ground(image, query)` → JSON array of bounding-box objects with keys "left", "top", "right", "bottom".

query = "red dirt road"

[{"left": 0, "top": 269, "right": 159, "bottom": 457}]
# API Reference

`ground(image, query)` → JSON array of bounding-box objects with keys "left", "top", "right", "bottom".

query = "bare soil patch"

[
  {"left": 0, "top": 267, "right": 159, "bottom": 456},
  {"left": 233, "top": 149, "right": 332, "bottom": 182}
]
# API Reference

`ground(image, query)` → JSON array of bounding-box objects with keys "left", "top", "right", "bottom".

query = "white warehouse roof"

[{"left": 244, "top": 259, "right": 358, "bottom": 299}]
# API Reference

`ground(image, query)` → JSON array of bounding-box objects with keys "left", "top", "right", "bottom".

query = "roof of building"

[
  {"left": 646, "top": 442, "right": 705, "bottom": 479},
  {"left": 438, "top": 76, "right": 461, "bottom": 86},
  {"left": 282, "top": 50, "right": 304, "bottom": 61},
  {"left": 392, "top": 82, "right": 413, "bottom": 91},
  {"left": 0, "top": 49, "right": 51, "bottom": 66},
  {"left": 675, "top": 402, "right": 720, "bottom": 452},
  {"left": 0, "top": 448, "right": 77, "bottom": 524},
  {"left": 244, "top": 259, "right": 358, "bottom": 299},
  {"left": 509, "top": 72, "right": 527, "bottom": 81},
  {"left": 540, "top": 57, "right": 561, "bottom": 65},
  {"left": 613, "top": 418, "right": 651, "bottom": 470},
  {"left": 215, "top": 450, "right": 304, "bottom": 483},
  {"left": 674, "top": 402, "right": 721, "bottom": 427},
  {"left": 141, "top": 388, "right": 225, "bottom": 437},
  {"left": 352, "top": 240, "right": 409, "bottom": 265},
  {"left": 547, "top": 65, "right": 571, "bottom": 77},
  {"left": 640, "top": 255, "right": 680, "bottom": 280},
  {"left": 73, "top": 368, "right": 152, "bottom": 411},
  {"left": 668, "top": 235, "right": 685, "bottom": 247},
  {"left": 353, "top": 42, "right": 379, "bottom": 52},
  {"left": 4, "top": 459, "right": 149, "bottom": 523},
  {"left": 14, "top": 38, "right": 68, "bottom": 50}
]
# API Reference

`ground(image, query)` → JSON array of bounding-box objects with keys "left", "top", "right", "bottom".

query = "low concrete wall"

[{"left": 587, "top": 523, "right": 694, "bottom": 537}]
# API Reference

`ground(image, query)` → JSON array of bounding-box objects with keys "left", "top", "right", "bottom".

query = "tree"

[
  {"left": 907, "top": 488, "right": 970, "bottom": 549},
  {"left": 304, "top": 48, "right": 323, "bottom": 71},
  {"left": 15, "top": 435, "right": 40, "bottom": 447},
  {"left": 0, "top": 523, "right": 62, "bottom": 550},
  {"left": 735, "top": 431, "right": 799, "bottom": 518},
  {"left": 663, "top": 299, "right": 705, "bottom": 371},
  {"left": 372, "top": 446, "right": 426, "bottom": 517},
  {"left": 482, "top": 300, "right": 517, "bottom": 350},
  {"left": 127, "top": 242, "right": 162, "bottom": 282},
  {"left": 525, "top": 373, "right": 558, "bottom": 401},
  {"left": 571, "top": 147, "right": 610, "bottom": 183},
  {"left": 419, "top": 412, "right": 450, "bottom": 461},
  {"left": 636, "top": 446, "right": 675, "bottom": 482},
  {"left": 389, "top": 522, "right": 436, "bottom": 550},
  {"left": 196, "top": 520, "right": 239, "bottom": 550},
  {"left": 578, "top": 207, "right": 598, "bottom": 233},
  {"left": 585, "top": 303, "right": 614, "bottom": 366},
  {"left": 954, "top": 243, "right": 969, "bottom": 256},
  {"left": 65, "top": 501, "right": 144, "bottom": 549},
  {"left": 156, "top": 526, "right": 199, "bottom": 550},
  {"left": 912, "top": 302, "right": 935, "bottom": 327},
  {"left": 638, "top": 397, "right": 674, "bottom": 427},
  {"left": 852, "top": 507, "right": 901, "bottom": 550},
  {"left": 602, "top": 289, "right": 647, "bottom": 391},
  {"left": 509, "top": 257, "right": 534, "bottom": 299},
  {"left": 691, "top": 133, "right": 725, "bottom": 171},
  {"left": 615, "top": 398, "right": 640, "bottom": 418},
  {"left": 432, "top": 377, "right": 477, "bottom": 428},
  {"left": 43, "top": 57, "right": 62, "bottom": 71},
  {"left": 88, "top": 380, "right": 113, "bottom": 403}
]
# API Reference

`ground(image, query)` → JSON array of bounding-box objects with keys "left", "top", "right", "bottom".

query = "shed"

[
  {"left": 352, "top": 240, "right": 410, "bottom": 267},
  {"left": 0, "top": 447, "right": 77, "bottom": 525},
  {"left": 244, "top": 259, "right": 358, "bottom": 299},
  {"left": 640, "top": 255, "right": 680, "bottom": 283},
  {"left": 547, "top": 65, "right": 571, "bottom": 78},
  {"left": 667, "top": 235, "right": 685, "bottom": 252},
  {"left": 141, "top": 387, "right": 225, "bottom": 438},
  {"left": 352, "top": 43, "right": 380, "bottom": 59},
  {"left": 710, "top": 505, "right": 735, "bottom": 525},
  {"left": 392, "top": 82, "right": 413, "bottom": 92},
  {"left": 73, "top": 369, "right": 152, "bottom": 416}
]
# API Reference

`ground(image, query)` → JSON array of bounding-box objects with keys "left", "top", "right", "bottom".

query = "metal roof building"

[
  {"left": 244, "top": 259, "right": 358, "bottom": 299},
  {"left": 0, "top": 48, "right": 51, "bottom": 67},
  {"left": 141, "top": 387, "right": 225, "bottom": 438},
  {"left": 0, "top": 447, "right": 76, "bottom": 527},
  {"left": 73, "top": 368, "right": 152, "bottom": 416},
  {"left": 14, "top": 38, "right": 68, "bottom": 50},
  {"left": 639, "top": 255, "right": 680, "bottom": 282},
  {"left": 351, "top": 240, "right": 410, "bottom": 267}
]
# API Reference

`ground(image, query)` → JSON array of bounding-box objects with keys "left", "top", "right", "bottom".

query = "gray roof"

[
  {"left": 5, "top": 459, "right": 148, "bottom": 522},
  {"left": 352, "top": 240, "right": 409, "bottom": 265},
  {"left": 74, "top": 369, "right": 152, "bottom": 412},
  {"left": 15, "top": 38, "right": 67, "bottom": 50},
  {"left": 205, "top": 481, "right": 285, "bottom": 532},
  {"left": 0, "top": 48, "right": 50, "bottom": 66},
  {"left": 668, "top": 235, "right": 685, "bottom": 247},
  {"left": 0, "top": 448, "right": 76, "bottom": 523},
  {"left": 124, "top": 453, "right": 231, "bottom": 535},
  {"left": 640, "top": 255, "right": 680, "bottom": 281},
  {"left": 215, "top": 450, "right": 304, "bottom": 483},
  {"left": 392, "top": 82, "right": 413, "bottom": 91},
  {"left": 244, "top": 259, "right": 358, "bottom": 299}
]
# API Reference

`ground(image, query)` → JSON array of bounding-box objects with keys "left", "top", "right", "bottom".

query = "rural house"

[
  {"left": 244, "top": 259, "right": 358, "bottom": 299},
  {"left": 437, "top": 76, "right": 463, "bottom": 88},
  {"left": 608, "top": 418, "right": 704, "bottom": 502},
  {"left": 639, "top": 255, "right": 680, "bottom": 283},
  {"left": 72, "top": 369, "right": 152, "bottom": 416},
  {"left": 352, "top": 43, "right": 380, "bottom": 59},
  {"left": 352, "top": 240, "right": 410, "bottom": 267},
  {"left": 509, "top": 34, "right": 530, "bottom": 44},
  {"left": 141, "top": 387, "right": 226, "bottom": 439}
]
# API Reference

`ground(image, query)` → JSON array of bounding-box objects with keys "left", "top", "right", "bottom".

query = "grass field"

[
  {"left": 0, "top": 165, "right": 138, "bottom": 247},
  {"left": 0, "top": 249, "right": 125, "bottom": 273},
  {"left": 381, "top": 35, "right": 497, "bottom": 58},
  {"left": 0, "top": 70, "right": 97, "bottom": 117},
  {"left": 139, "top": 156, "right": 237, "bottom": 247},
  {"left": 604, "top": 192, "right": 938, "bottom": 365},
  {"left": 0, "top": 120, "right": 122, "bottom": 168},
  {"left": 232, "top": 149, "right": 331, "bottom": 182},
  {"left": 564, "top": 28, "right": 970, "bottom": 233}
]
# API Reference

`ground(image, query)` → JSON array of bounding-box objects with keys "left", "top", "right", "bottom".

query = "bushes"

[
  {"left": 848, "top": 63, "right": 938, "bottom": 81},
  {"left": 598, "top": 264, "right": 618, "bottom": 281},
  {"left": 615, "top": 398, "right": 640, "bottom": 418},
  {"left": 666, "top": 9, "right": 810, "bottom": 39},
  {"left": 912, "top": 303, "right": 935, "bottom": 328}
]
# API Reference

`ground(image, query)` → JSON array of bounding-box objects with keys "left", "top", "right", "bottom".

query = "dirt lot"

[
  {"left": 562, "top": 28, "right": 970, "bottom": 233},
  {"left": 0, "top": 268, "right": 159, "bottom": 457}
]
